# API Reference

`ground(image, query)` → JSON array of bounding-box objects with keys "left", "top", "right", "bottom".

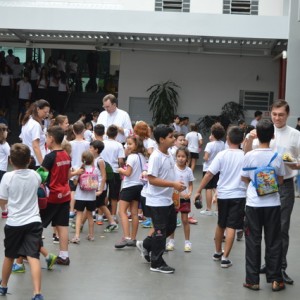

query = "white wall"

[
  {"left": 190, "top": 0, "right": 223, "bottom": 14},
  {"left": 118, "top": 50, "right": 280, "bottom": 123},
  {"left": 259, "top": 0, "right": 284, "bottom": 16}
]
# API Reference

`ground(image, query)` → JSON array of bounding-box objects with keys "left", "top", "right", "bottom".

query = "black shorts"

[
  {"left": 95, "top": 190, "right": 108, "bottom": 207},
  {"left": 217, "top": 198, "right": 246, "bottom": 229},
  {"left": 203, "top": 171, "right": 219, "bottom": 189},
  {"left": 190, "top": 152, "right": 199, "bottom": 159},
  {"left": 4, "top": 222, "right": 43, "bottom": 259},
  {"left": 140, "top": 195, "right": 151, "bottom": 218},
  {"left": 120, "top": 185, "right": 143, "bottom": 202},
  {"left": 107, "top": 173, "right": 121, "bottom": 200},
  {"left": 40, "top": 201, "right": 70, "bottom": 227},
  {"left": 69, "top": 179, "right": 77, "bottom": 192},
  {"left": 75, "top": 200, "right": 96, "bottom": 212}
]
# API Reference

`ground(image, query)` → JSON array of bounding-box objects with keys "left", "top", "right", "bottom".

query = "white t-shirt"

[
  {"left": 203, "top": 140, "right": 225, "bottom": 171},
  {"left": 0, "top": 73, "right": 12, "bottom": 86},
  {"left": 208, "top": 148, "right": 246, "bottom": 199},
  {"left": 0, "top": 142, "right": 10, "bottom": 172},
  {"left": 146, "top": 149, "right": 175, "bottom": 207},
  {"left": 123, "top": 153, "right": 146, "bottom": 189},
  {"left": 185, "top": 131, "right": 203, "bottom": 153},
  {"left": 12, "top": 64, "right": 23, "bottom": 79},
  {"left": 0, "top": 169, "right": 41, "bottom": 226},
  {"left": 97, "top": 108, "right": 133, "bottom": 144},
  {"left": 101, "top": 139, "right": 125, "bottom": 172},
  {"left": 174, "top": 164, "right": 194, "bottom": 196},
  {"left": 17, "top": 80, "right": 32, "bottom": 99},
  {"left": 252, "top": 125, "right": 300, "bottom": 179},
  {"left": 170, "top": 146, "right": 178, "bottom": 162},
  {"left": 95, "top": 157, "right": 106, "bottom": 191},
  {"left": 250, "top": 119, "right": 258, "bottom": 127},
  {"left": 69, "top": 140, "right": 90, "bottom": 169},
  {"left": 75, "top": 165, "right": 97, "bottom": 201},
  {"left": 143, "top": 138, "right": 156, "bottom": 152},
  {"left": 58, "top": 80, "right": 67, "bottom": 92},
  {"left": 20, "top": 117, "right": 46, "bottom": 166},
  {"left": 241, "top": 148, "right": 285, "bottom": 207}
]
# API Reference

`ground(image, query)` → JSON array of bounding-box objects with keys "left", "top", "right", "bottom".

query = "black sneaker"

[
  {"left": 56, "top": 256, "right": 70, "bottom": 266},
  {"left": 150, "top": 264, "right": 175, "bottom": 274},
  {"left": 0, "top": 281, "right": 7, "bottom": 296},
  {"left": 212, "top": 252, "right": 223, "bottom": 261},
  {"left": 221, "top": 259, "right": 232, "bottom": 268}
]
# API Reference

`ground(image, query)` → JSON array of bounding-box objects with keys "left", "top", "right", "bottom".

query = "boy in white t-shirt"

[
  {"left": 241, "top": 119, "right": 285, "bottom": 292},
  {"left": 0, "top": 143, "right": 44, "bottom": 300},
  {"left": 201, "top": 123, "right": 225, "bottom": 215},
  {"left": 136, "top": 125, "right": 185, "bottom": 274},
  {"left": 195, "top": 126, "right": 246, "bottom": 268}
]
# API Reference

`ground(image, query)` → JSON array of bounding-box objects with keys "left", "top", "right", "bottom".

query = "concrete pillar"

[{"left": 285, "top": 0, "right": 300, "bottom": 126}]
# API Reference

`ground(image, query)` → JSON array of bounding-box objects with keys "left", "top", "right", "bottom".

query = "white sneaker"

[
  {"left": 200, "top": 210, "right": 213, "bottom": 216},
  {"left": 166, "top": 240, "right": 175, "bottom": 251},
  {"left": 184, "top": 242, "right": 192, "bottom": 252}
]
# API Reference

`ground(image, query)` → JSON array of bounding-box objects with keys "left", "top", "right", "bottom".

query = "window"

[
  {"left": 239, "top": 90, "right": 274, "bottom": 111},
  {"left": 223, "top": 0, "right": 259, "bottom": 15},
  {"left": 155, "top": 0, "right": 190, "bottom": 12}
]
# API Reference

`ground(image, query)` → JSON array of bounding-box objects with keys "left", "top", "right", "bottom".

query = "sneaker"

[
  {"left": 236, "top": 230, "right": 244, "bottom": 241},
  {"left": 0, "top": 282, "right": 7, "bottom": 295},
  {"left": 221, "top": 259, "right": 232, "bottom": 268},
  {"left": 166, "top": 240, "right": 175, "bottom": 251},
  {"left": 188, "top": 216, "right": 198, "bottom": 225},
  {"left": 141, "top": 218, "right": 153, "bottom": 228},
  {"left": 138, "top": 215, "right": 146, "bottom": 222},
  {"left": 12, "top": 263, "right": 25, "bottom": 273},
  {"left": 104, "top": 224, "right": 118, "bottom": 233},
  {"left": 150, "top": 264, "right": 175, "bottom": 274},
  {"left": 176, "top": 219, "right": 182, "bottom": 227},
  {"left": 46, "top": 254, "right": 57, "bottom": 270},
  {"left": 243, "top": 282, "right": 260, "bottom": 291},
  {"left": 136, "top": 240, "right": 150, "bottom": 262},
  {"left": 200, "top": 210, "right": 213, "bottom": 216},
  {"left": 115, "top": 238, "right": 135, "bottom": 249},
  {"left": 86, "top": 235, "right": 95, "bottom": 241},
  {"left": 272, "top": 281, "right": 285, "bottom": 292},
  {"left": 32, "top": 294, "right": 44, "bottom": 300},
  {"left": 212, "top": 252, "right": 223, "bottom": 261},
  {"left": 128, "top": 214, "right": 132, "bottom": 221},
  {"left": 56, "top": 256, "right": 70, "bottom": 266},
  {"left": 70, "top": 236, "right": 80, "bottom": 244},
  {"left": 96, "top": 219, "right": 103, "bottom": 225},
  {"left": 184, "top": 242, "right": 192, "bottom": 252},
  {"left": 53, "top": 235, "right": 59, "bottom": 244},
  {"left": 69, "top": 212, "right": 75, "bottom": 219}
]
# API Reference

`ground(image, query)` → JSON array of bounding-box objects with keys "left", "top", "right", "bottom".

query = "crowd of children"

[{"left": 0, "top": 99, "right": 297, "bottom": 299}]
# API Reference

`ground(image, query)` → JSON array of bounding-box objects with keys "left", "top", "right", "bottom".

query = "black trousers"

[
  {"left": 245, "top": 205, "right": 283, "bottom": 284},
  {"left": 144, "top": 204, "right": 177, "bottom": 268}
]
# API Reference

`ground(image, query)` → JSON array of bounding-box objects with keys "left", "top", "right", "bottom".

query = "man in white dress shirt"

[{"left": 97, "top": 94, "right": 133, "bottom": 144}]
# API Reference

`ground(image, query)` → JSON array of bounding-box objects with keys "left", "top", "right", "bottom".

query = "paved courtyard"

[{"left": 0, "top": 168, "right": 299, "bottom": 300}]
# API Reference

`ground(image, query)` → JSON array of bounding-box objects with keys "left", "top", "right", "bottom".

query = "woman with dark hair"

[{"left": 19, "top": 99, "right": 50, "bottom": 167}]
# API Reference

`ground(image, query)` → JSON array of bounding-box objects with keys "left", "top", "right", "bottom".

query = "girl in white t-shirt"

[
  {"left": 166, "top": 147, "right": 195, "bottom": 252},
  {"left": 115, "top": 136, "right": 147, "bottom": 248},
  {"left": 0, "top": 124, "right": 10, "bottom": 218},
  {"left": 71, "top": 151, "right": 98, "bottom": 244}
]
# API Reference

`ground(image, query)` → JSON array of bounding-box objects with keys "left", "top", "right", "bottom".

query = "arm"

[
  {"left": 0, "top": 199, "right": 7, "bottom": 206},
  {"left": 118, "top": 157, "right": 124, "bottom": 168},
  {"left": 203, "top": 151, "right": 209, "bottom": 161},
  {"left": 194, "top": 171, "right": 214, "bottom": 201},
  {"left": 96, "top": 159, "right": 106, "bottom": 195},
  {"left": 198, "top": 139, "right": 203, "bottom": 147},
  {"left": 118, "top": 165, "right": 132, "bottom": 177},
  {"left": 243, "top": 129, "right": 257, "bottom": 153},
  {"left": 181, "top": 181, "right": 193, "bottom": 199},
  {"left": 32, "top": 139, "right": 43, "bottom": 165},
  {"left": 148, "top": 175, "right": 185, "bottom": 192}
]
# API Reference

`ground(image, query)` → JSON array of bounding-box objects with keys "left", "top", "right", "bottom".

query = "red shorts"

[{"left": 176, "top": 199, "right": 191, "bottom": 214}]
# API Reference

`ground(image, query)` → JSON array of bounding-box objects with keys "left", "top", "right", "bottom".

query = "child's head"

[
  {"left": 176, "top": 146, "right": 190, "bottom": 165},
  {"left": 78, "top": 112, "right": 86, "bottom": 121},
  {"left": 190, "top": 123, "right": 198, "bottom": 132},
  {"left": 211, "top": 122, "right": 225, "bottom": 141},
  {"left": 52, "top": 115, "right": 69, "bottom": 132},
  {"left": 73, "top": 121, "right": 85, "bottom": 135},
  {"left": 10, "top": 143, "right": 31, "bottom": 169},
  {"left": 134, "top": 121, "right": 150, "bottom": 140},
  {"left": 66, "top": 125, "right": 75, "bottom": 141},
  {"left": 82, "top": 150, "right": 94, "bottom": 165},
  {"left": 90, "top": 140, "right": 104, "bottom": 156},
  {"left": 153, "top": 124, "right": 174, "bottom": 144},
  {"left": 256, "top": 119, "right": 274, "bottom": 144},
  {"left": 173, "top": 115, "right": 180, "bottom": 124},
  {"left": 92, "top": 111, "right": 99, "bottom": 120},
  {"left": 174, "top": 132, "right": 185, "bottom": 147},
  {"left": 227, "top": 126, "right": 244, "bottom": 145},
  {"left": 106, "top": 125, "right": 118, "bottom": 139},
  {"left": 46, "top": 126, "right": 65, "bottom": 149},
  {"left": 0, "top": 124, "right": 8, "bottom": 144},
  {"left": 61, "top": 140, "right": 72, "bottom": 156},
  {"left": 238, "top": 119, "right": 246, "bottom": 131},
  {"left": 94, "top": 124, "right": 105, "bottom": 137},
  {"left": 126, "top": 135, "right": 145, "bottom": 154},
  {"left": 85, "top": 121, "right": 92, "bottom": 131}
]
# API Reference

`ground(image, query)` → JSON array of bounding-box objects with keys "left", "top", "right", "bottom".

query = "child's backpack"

[
  {"left": 97, "top": 158, "right": 114, "bottom": 182},
  {"left": 79, "top": 166, "right": 99, "bottom": 191},
  {"left": 37, "top": 183, "right": 48, "bottom": 210},
  {"left": 243, "top": 153, "right": 279, "bottom": 196}
]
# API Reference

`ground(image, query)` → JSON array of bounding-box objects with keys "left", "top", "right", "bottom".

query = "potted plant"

[
  {"left": 147, "top": 80, "right": 180, "bottom": 126},
  {"left": 197, "top": 101, "right": 245, "bottom": 134}
]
